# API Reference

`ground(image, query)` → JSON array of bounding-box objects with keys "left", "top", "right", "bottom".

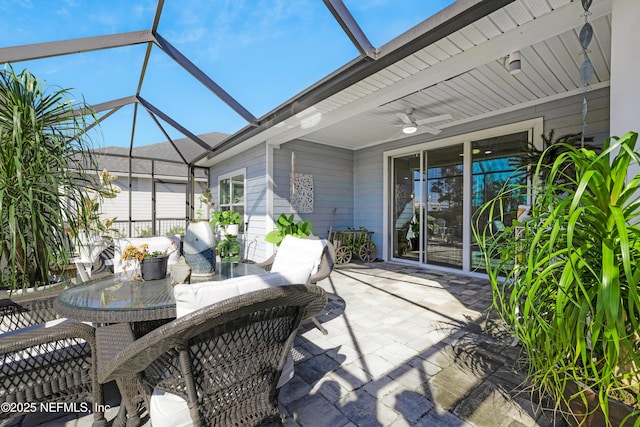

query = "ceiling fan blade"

[
  {"left": 415, "top": 113, "right": 452, "bottom": 125},
  {"left": 422, "top": 126, "right": 442, "bottom": 135},
  {"left": 396, "top": 112, "right": 412, "bottom": 124}
]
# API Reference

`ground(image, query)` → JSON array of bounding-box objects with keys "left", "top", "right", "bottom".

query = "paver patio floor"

[{"left": 20, "top": 262, "right": 564, "bottom": 426}]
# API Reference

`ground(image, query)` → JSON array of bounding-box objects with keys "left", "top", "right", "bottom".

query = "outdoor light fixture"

[
  {"left": 508, "top": 51, "right": 522, "bottom": 74},
  {"left": 402, "top": 122, "right": 418, "bottom": 134}
]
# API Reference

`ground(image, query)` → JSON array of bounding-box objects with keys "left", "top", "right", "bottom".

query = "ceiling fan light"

[
  {"left": 508, "top": 51, "right": 522, "bottom": 74},
  {"left": 402, "top": 123, "right": 418, "bottom": 134}
]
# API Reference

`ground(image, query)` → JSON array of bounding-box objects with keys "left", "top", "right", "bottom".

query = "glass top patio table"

[{"left": 54, "top": 262, "right": 266, "bottom": 323}]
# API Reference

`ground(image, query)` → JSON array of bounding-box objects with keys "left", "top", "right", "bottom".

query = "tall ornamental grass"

[
  {"left": 474, "top": 132, "right": 640, "bottom": 425},
  {"left": 0, "top": 66, "right": 100, "bottom": 292}
]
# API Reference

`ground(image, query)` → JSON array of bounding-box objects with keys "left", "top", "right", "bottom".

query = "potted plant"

[
  {"left": 120, "top": 243, "right": 169, "bottom": 281},
  {"left": 0, "top": 66, "right": 102, "bottom": 293},
  {"left": 210, "top": 210, "right": 242, "bottom": 237},
  {"left": 265, "top": 213, "right": 312, "bottom": 246},
  {"left": 473, "top": 131, "right": 640, "bottom": 426},
  {"left": 195, "top": 187, "right": 213, "bottom": 220},
  {"left": 68, "top": 168, "right": 120, "bottom": 263}
]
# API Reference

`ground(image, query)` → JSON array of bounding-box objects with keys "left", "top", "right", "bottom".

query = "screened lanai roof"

[
  {"left": 1, "top": 0, "right": 612, "bottom": 168},
  {"left": 1, "top": 0, "right": 457, "bottom": 165}
]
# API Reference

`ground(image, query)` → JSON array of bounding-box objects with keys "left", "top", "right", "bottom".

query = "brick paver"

[{"left": 18, "top": 262, "right": 562, "bottom": 426}]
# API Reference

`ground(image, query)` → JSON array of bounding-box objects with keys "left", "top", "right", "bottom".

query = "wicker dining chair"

[
  {"left": 98, "top": 284, "right": 327, "bottom": 427},
  {"left": 253, "top": 235, "right": 336, "bottom": 334},
  {"left": 0, "top": 291, "right": 106, "bottom": 427}
]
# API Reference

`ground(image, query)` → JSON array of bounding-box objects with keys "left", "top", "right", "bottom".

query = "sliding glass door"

[
  {"left": 424, "top": 145, "right": 464, "bottom": 268},
  {"left": 470, "top": 133, "right": 528, "bottom": 270},
  {"left": 389, "top": 129, "right": 530, "bottom": 273},
  {"left": 392, "top": 154, "right": 421, "bottom": 261}
]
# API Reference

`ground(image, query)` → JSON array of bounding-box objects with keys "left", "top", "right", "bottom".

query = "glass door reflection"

[
  {"left": 424, "top": 145, "right": 463, "bottom": 268},
  {"left": 392, "top": 154, "right": 421, "bottom": 261}
]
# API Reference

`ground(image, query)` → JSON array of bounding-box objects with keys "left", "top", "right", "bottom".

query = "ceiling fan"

[{"left": 396, "top": 109, "right": 452, "bottom": 135}]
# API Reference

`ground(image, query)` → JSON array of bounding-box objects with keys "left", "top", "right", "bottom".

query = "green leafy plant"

[
  {"left": 0, "top": 66, "right": 101, "bottom": 292},
  {"left": 210, "top": 210, "right": 241, "bottom": 227},
  {"left": 341, "top": 226, "right": 374, "bottom": 255},
  {"left": 473, "top": 131, "right": 640, "bottom": 425},
  {"left": 264, "top": 213, "right": 312, "bottom": 246}
]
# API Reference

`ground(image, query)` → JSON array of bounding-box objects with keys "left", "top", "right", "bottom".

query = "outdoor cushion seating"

[
  {"left": 0, "top": 292, "right": 106, "bottom": 427},
  {"left": 98, "top": 285, "right": 327, "bottom": 427},
  {"left": 172, "top": 269, "right": 312, "bottom": 393},
  {"left": 112, "top": 235, "right": 181, "bottom": 274},
  {"left": 256, "top": 235, "right": 336, "bottom": 284},
  {"left": 254, "top": 235, "right": 336, "bottom": 334}
]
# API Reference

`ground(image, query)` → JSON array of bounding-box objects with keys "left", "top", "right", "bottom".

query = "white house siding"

[{"left": 354, "top": 87, "right": 610, "bottom": 261}]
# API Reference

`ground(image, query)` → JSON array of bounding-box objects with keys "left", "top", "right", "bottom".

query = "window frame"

[{"left": 217, "top": 168, "right": 246, "bottom": 230}]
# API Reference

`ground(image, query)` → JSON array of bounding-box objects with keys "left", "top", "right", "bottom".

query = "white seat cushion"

[
  {"left": 270, "top": 235, "right": 327, "bottom": 277},
  {"left": 173, "top": 268, "right": 311, "bottom": 317},
  {"left": 149, "top": 390, "right": 193, "bottom": 427}
]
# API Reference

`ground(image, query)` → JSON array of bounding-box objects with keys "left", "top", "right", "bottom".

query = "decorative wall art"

[{"left": 291, "top": 173, "right": 314, "bottom": 213}]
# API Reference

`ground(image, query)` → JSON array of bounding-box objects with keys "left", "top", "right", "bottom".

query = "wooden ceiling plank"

[
  {"left": 469, "top": 66, "right": 521, "bottom": 105},
  {"left": 458, "top": 24, "right": 489, "bottom": 46},
  {"left": 487, "top": 9, "right": 515, "bottom": 33},
  {"left": 521, "top": 45, "right": 568, "bottom": 93},
  {"left": 545, "top": 36, "right": 583, "bottom": 88},
  {"left": 532, "top": 41, "right": 576, "bottom": 91},
  {"left": 502, "top": 2, "right": 535, "bottom": 26},
  {"left": 446, "top": 32, "right": 477, "bottom": 51},
  {"left": 522, "top": 0, "right": 554, "bottom": 17}
]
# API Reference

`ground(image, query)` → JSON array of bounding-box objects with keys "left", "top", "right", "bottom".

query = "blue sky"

[{"left": 1, "top": 0, "right": 454, "bottom": 149}]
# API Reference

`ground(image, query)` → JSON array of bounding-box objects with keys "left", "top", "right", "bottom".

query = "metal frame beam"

[
  {"left": 89, "top": 96, "right": 139, "bottom": 114},
  {"left": 153, "top": 32, "right": 257, "bottom": 124},
  {"left": 0, "top": 31, "right": 154, "bottom": 62},
  {"left": 194, "top": 0, "right": 515, "bottom": 164},
  {"left": 144, "top": 109, "right": 189, "bottom": 165},
  {"left": 137, "top": 96, "right": 214, "bottom": 152},
  {"left": 323, "top": 0, "right": 377, "bottom": 58}
]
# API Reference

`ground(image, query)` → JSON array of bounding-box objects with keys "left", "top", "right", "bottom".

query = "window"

[{"left": 218, "top": 169, "right": 245, "bottom": 230}]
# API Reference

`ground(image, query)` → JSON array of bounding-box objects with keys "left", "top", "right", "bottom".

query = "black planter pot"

[{"left": 140, "top": 256, "right": 168, "bottom": 281}]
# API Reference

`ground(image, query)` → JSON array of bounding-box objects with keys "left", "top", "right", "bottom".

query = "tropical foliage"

[
  {"left": 0, "top": 66, "right": 101, "bottom": 291},
  {"left": 210, "top": 210, "right": 241, "bottom": 227},
  {"left": 473, "top": 131, "right": 640, "bottom": 425},
  {"left": 265, "top": 213, "right": 312, "bottom": 246}
]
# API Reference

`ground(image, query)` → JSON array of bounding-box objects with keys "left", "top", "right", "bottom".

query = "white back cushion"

[{"left": 270, "top": 236, "right": 327, "bottom": 276}]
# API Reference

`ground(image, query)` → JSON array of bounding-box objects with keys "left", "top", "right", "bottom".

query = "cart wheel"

[
  {"left": 359, "top": 242, "right": 377, "bottom": 262},
  {"left": 335, "top": 245, "right": 352, "bottom": 264}
]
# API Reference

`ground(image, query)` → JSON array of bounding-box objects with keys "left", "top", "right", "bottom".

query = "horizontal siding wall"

[
  {"left": 273, "top": 140, "right": 354, "bottom": 240},
  {"left": 354, "top": 87, "right": 610, "bottom": 257},
  {"left": 209, "top": 143, "right": 268, "bottom": 262}
]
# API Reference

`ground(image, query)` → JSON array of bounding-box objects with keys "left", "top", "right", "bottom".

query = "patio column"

[
  {"left": 610, "top": 0, "right": 640, "bottom": 180},
  {"left": 610, "top": 0, "right": 640, "bottom": 138}
]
